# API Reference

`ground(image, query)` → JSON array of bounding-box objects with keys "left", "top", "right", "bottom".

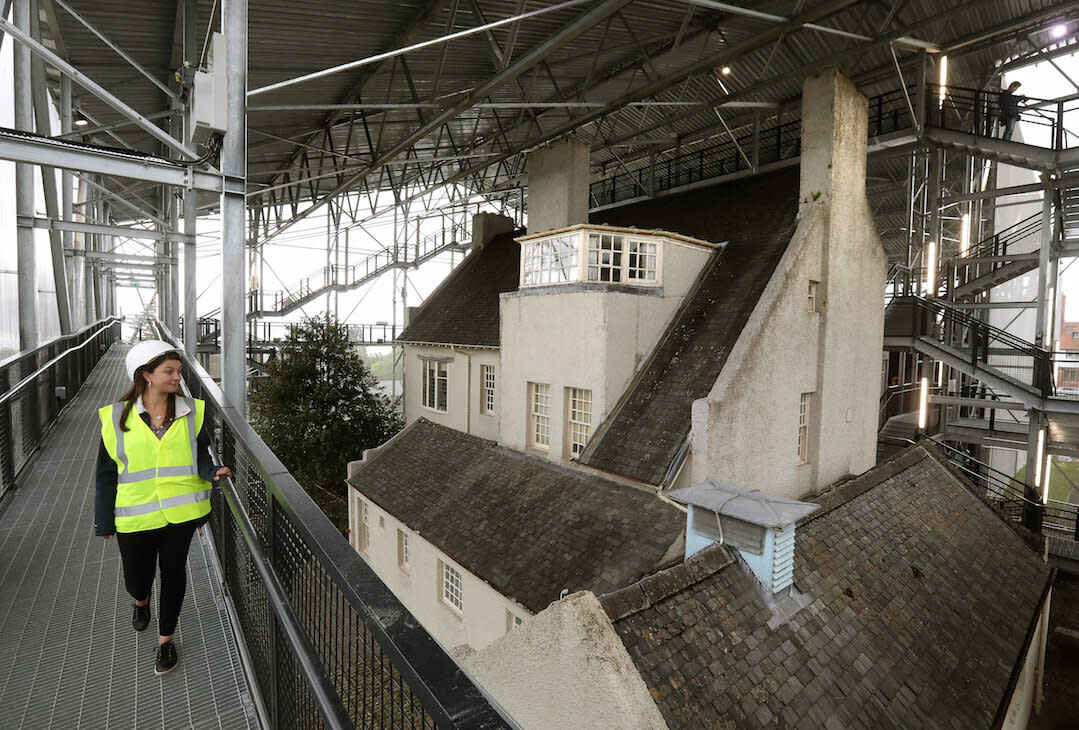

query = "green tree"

[{"left": 250, "top": 314, "right": 402, "bottom": 527}]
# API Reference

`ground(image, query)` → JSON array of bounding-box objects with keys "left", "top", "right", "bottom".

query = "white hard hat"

[{"left": 126, "top": 340, "right": 180, "bottom": 380}]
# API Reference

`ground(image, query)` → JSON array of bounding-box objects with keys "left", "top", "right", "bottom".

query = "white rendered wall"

[
  {"left": 691, "top": 209, "right": 825, "bottom": 498},
  {"left": 348, "top": 486, "right": 531, "bottom": 653},
  {"left": 462, "top": 592, "right": 668, "bottom": 729},
  {"left": 402, "top": 343, "right": 499, "bottom": 439},
  {"left": 691, "top": 68, "right": 885, "bottom": 499},
  {"left": 526, "top": 136, "right": 590, "bottom": 234},
  {"left": 1001, "top": 590, "right": 1052, "bottom": 729},
  {"left": 499, "top": 240, "right": 712, "bottom": 461}
]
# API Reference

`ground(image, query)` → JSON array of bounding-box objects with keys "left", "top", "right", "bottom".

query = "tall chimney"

[
  {"left": 525, "top": 135, "right": 590, "bottom": 234},
  {"left": 670, "top": 481, "right": 818, "bottom": 604}
]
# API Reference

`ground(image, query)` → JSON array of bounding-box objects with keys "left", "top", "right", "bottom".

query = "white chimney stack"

[{"left": 670, "top": 480, "right": 818, "bottom": 604}]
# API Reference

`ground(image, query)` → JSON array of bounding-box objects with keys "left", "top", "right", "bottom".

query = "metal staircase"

[{"left": 247, "top": 220, "right": 470, "bottom": 319}]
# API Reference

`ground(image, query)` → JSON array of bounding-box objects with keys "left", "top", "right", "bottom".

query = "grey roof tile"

[
  {"left": 582, "top": 168, "right": 800, "bottom": 485},
  {"left": 601, "top": 444, "right": 1053, "bottom": 728},
  {"left": 397, "top": 232, "right": 520, "bottom": 347},
  {"left": 349, "top": 419, "right": 685, "bottom": 613}
]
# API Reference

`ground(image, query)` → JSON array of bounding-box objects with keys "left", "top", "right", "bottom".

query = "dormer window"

[{"left": 518, "top": 225, "right": 706, "bottom": 289}]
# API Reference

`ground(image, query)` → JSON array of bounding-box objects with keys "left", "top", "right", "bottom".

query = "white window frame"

[
  {"left": 798, "top": 393, "right": 812, "bottom": 464},
  {"left": 422, "top": 359, "right": 449, "bottom": 412},
  {"left": 440, "top": 560, "right": 463, "bottom": 613},
  {"left": 565, "top": 387, "right": 593, "bottom": 457},
  {"left": 587, "top": 232, "right": 624, "bottom": 282},
  {"left": 522, "top": 234, "right": 579, "bottom": 286},
  {"left": 356, "top": 499, "right": 370, "bottom": 552},
  {"left": 481, "top": 364, "right": 496, "bottom": 415},
  {"left": 626, "top": 239, "right": 658, "bottom": 282},
  {"left": 808, "top": 280, "right": 819, "bottom": 312},
  {"left": 397, "top": 529, "right": 410, "bottom": 571},
  {"left": 529, "top": 382, "right": 551, "bottom": 450}
]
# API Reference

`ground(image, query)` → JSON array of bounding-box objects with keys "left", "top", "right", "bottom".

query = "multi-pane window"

[
  {"left": 587, "top": 233, "right": 623, "bottom": 282},
  {"left": 482, "top": 365, "right": 496, "bottom": 415},
  {"left": 626, "top": 240, "right": 657, "bottom": 281},
  {"left": 397, "top": 529, "right": 410, "bottom": 570},
  {"left": 566, "top": 387, "right": 593, "bottom": 457},
  {"left": 529, "top": 382, "right": 551, "bottom": 449},
  {"left": 422, "top": 359, "right": 448, "bottom": 411},
  {"left": 522, "top": 235, "right": 579, "bottom": 285},
  {"left": 356, "top": 499, "right": 370, "bottom": 551},
  {"left": 798, "top": 393, "right": 811, "bottom": 463},
  {"left": 440, "top": 561, "right": 463, "bottom": 612},
  {"left": 808, "top": 281, "right": 819, "bottom": 312}
]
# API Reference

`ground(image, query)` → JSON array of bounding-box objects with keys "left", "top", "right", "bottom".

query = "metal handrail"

[
  {"left": 0, "top": 318, "right": 121, "bottom": 497},
  {"left": 0, "top": 318, "right": 120, "bottom": 407},
  {"left": 152, "top": 321, "right": 516, "bottom": 728}
]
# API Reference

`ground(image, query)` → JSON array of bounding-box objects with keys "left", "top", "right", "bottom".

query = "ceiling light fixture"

[
  {"left": 1051, "top": 24, "right": 1067, "bottom": 39},
  {"left": 721, "top": 66, "right": 731, "bottom": 75}
]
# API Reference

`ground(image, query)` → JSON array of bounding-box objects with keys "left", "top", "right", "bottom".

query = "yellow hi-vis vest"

[{"left": 99, "top": 397, "right": 212, "bottom": 533}]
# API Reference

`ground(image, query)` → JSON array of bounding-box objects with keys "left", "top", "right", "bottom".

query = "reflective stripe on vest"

[
  {"left": 100, "top": 397, "right": 211, "bottom": 531},
  {"left": 114, "top": 489, "right": 212, "bottom": 517},
  {"left": 112, "top": 398, "right": 199, "bottom": 484}
]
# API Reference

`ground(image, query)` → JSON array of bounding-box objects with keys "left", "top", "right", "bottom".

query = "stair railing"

[{"left": 895, "top": 296, "right": 1054, "bottom": 397}]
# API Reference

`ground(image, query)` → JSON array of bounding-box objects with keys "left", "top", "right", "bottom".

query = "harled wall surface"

[
  {"left": 692, "top": 68, "right": 885, "bottom": 498},
  {"left": 498, "top": 240, "right": 712, "bottom": 462},
  {"left": 401, "top": 343, "right": 500, "bottom": 441}
]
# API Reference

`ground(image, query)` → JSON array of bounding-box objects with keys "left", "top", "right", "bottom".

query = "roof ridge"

[{"left": 600, "top": 543, "right": 735, "bottom": 622}]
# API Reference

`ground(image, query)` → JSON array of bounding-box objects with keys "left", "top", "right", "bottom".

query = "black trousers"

[{"left": 115, "top": 520, "right": 200, "bottom": 636}]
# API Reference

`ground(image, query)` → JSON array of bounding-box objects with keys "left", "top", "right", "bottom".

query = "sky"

[{"left": 2, "top": 26, "right": 1079, "bottom": 355}]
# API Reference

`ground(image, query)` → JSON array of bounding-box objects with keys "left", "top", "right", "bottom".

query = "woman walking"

[{"left": 94, "top": 340, "right": 231, "bottom": 676}]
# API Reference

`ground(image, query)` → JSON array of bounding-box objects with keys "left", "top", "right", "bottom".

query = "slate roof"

[
  {"left": 600, "top": 444, "right": 1053, "bottom": 729},
  {"left": 396, "top": 232, "right": 520, "bottom": 347},
  {"left": 348, "top": 418, "right": 685, "bottom": 614},
  {"left": 581, "top": 168, "right": 800, "bottom": 485}
]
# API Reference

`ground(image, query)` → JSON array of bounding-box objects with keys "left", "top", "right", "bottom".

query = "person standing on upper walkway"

[
  {"left": 998, "top": 80, "right": 1024, "bottom": 141},
  {"left": 94, "top": 340, "right": 232, "bottom": 676}
]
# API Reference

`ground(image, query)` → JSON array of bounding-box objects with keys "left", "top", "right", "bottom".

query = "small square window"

[{"left": 506, "top": 610, "right": 524, "bottom": 633}]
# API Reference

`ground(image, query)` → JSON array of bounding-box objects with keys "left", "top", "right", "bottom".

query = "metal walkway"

[{"left": 0, "top": 344, "right": 258, "bottom": 729}]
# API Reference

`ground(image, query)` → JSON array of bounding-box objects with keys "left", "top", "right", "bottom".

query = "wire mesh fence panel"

[
  {"left": 272, "top": 499, "right": 436, "bottom": 729},
  {"left": 160, "top": 320, "right": 514, "bottom": 729},
  {"left": 0, "top": 320, "right": 120, "bottom": 498}
]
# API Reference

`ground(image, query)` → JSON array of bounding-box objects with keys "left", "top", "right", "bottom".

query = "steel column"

[
  {"left": 61, "top": 77, "right": 80, "bottom": 328},
  {"left": 14, "top": 0, "right": 37, "bottom": 350},
  {"left": 222, "top": 0, "right": 248, "bottom": 411},
  {"left": 1035, "top": 178, "right": 1052, "bottom": 347},
  {"left": 30, "top": 0, "right": 72, "bottom": 334},
  {"left": 183, "top": 0, "right": 199, "bottom": 358}
]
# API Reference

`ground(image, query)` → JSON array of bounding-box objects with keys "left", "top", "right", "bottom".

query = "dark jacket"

[
  {"left": 998, "top": 90, "right": 1022, "bottom": 121},
  {"left": 94, "top": 409, "right": 221, "bottom": 536}
]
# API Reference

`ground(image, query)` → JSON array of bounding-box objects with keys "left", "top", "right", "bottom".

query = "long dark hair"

[{"left": 117, "top": 350, "right": 182, "bottom": 432}]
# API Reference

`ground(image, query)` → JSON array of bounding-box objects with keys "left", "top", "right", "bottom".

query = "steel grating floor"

[{"left": 0, "top": 344, "right": 259, "bottom": 729}]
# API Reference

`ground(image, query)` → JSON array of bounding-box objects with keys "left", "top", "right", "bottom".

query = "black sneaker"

[
  {"left": 132, "top": 600, "right": 151, "bottom": 632},
  {"left": 154, "top": 641, "right": 178, "bottom": 676}
]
